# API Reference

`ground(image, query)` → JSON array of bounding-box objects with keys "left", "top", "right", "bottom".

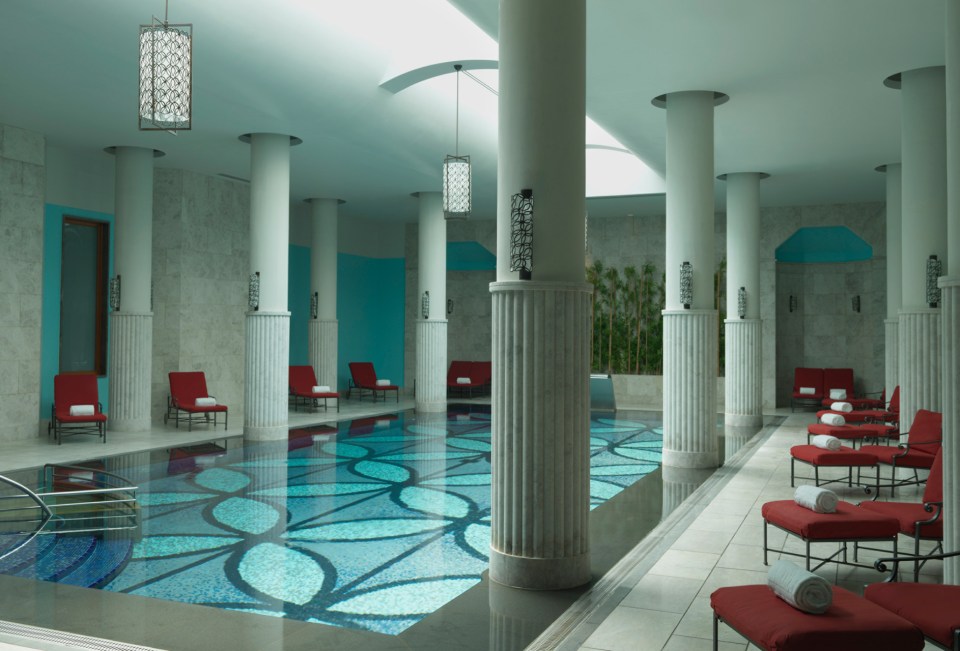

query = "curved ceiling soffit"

[{"left": 380, "top": 59, "right": 499, "bottom": 94}]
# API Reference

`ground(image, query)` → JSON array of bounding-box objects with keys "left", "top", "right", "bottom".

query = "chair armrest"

[
  {"left": 874, "top": 548, "right": 960, "bottom": 580},
  {"left": 891, "top": 439, "right": 942, "bottom": 458}
]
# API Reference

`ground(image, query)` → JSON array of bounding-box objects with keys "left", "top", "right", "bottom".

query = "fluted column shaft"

[
  {"left": 663, "top": 310, "right": 718, "bottom": 467},
  {"left": 724, "top": 319, "right": 762, "bottom": 427},
  {"left": 243, "top": 133, "right": 296, "bottom": 439},
  {"left": 723, "top": 172, "right": 762, "bottom": 428},
  {"left": 489, "top": 282, "right": 591, "bottom": 589},
  {"left": 416, "top": 191, "right": 447, "bottom": 413},
  {"left": 895, "top": 67, "right": 946, "bottom": 432},
  {"left": 108, "top": 146, "right": 155, "bottom": 431},
  {"left": 308, "top": 198, "right": 339, "bottom": 389}
]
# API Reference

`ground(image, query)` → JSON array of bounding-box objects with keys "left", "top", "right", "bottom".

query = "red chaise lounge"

[
  {"left": 49, "top": 374, "right": 107, "bottom": 444},
  {"left": 289, "top": 365, "right": 339, "bottom": 412},
  {"left": 164, "top": 371, "right": 228, "bottom": 431},
  {"left": 348, "top": 362, "right": 398, "bottom": 403}
]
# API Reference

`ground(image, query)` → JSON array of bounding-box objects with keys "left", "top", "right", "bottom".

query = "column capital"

[
  {"left": 305, "top": 197, "right": 345, "bottom": 205},
  {"left": 651, "top": 90, "right": 729, "bottom": 108},
  {"left": 238, "top": 133, "right": 303, "bottom": 146},
  {"left": 717, "top": 171, "right": 769, "bottom": 181},
  {"left": 103, "top": 146, "right": 165, "bottom": 158}
]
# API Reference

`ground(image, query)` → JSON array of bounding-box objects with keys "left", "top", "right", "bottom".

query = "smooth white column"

[
  {"left": 659, "top": 90, "right": 724, "bottom": 469},
  {"left": 723, "top": 172, "right": 763, "bottom": 428},
  {"left": 242, "top": 133, "right": 297, "bottom": 440},
  {"left": 893, "top": 67, "right": 946, "bottom": 432},
  {"left": 307, "top": 197, "right": 340, "bottom": 390},
  {"left": 415, "top": 191, "right": 447, "bottom": 413},
  {"left": 943, "top": 0, "right": 960, "bottom": 585},
  {"left": 107, "top": 146, "right": 156, "bottom": 431},
  {"left": 490, "top": 0, "right": 590, "bottom": 590},
  {"left": 878, "top": 164, "right": 902, "bottom": 401}
]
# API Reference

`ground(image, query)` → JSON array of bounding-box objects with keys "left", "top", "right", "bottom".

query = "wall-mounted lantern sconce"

[
  {"left": 248, "top": 272, "right": 260, "bottom": 311},
  {"left": 789, "top": 295, "right": 797, "bottom": 313},
  {"left": 310, "top": 291, "right": 318, "bottom": 320},
  {"left": 679, "top": 261, "right": 693, "bottom": 309},
  {"left": 927, "top": 255, "right": 942, "bottom": 308},
  {"left": 447, "top": 299, "right": 454, "bottom": 316},
  {"left": 737, "top": 286, "right": 746, "bottom": 319},
  {"left": 109, "top": 275, "right": 122, "bottom": 312},
  {"left": 851, "top": 295, "right": 861, "bottom": 313},
  {"left": 510, "top": 188, "right": 534, "bottom": 280},
  {"left": 421, "top": 290, "right": 430, "bottom": 319}
]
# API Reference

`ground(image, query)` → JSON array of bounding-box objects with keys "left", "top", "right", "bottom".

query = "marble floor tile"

[{"left": 580, "top": 606, "right": 681, "bottom": 651}]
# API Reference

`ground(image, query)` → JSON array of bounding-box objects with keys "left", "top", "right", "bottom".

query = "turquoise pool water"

[{"left": 0, "top": 408, "right": 662, "bottom": 636}]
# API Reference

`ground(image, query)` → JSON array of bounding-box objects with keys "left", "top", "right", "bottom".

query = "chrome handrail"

[{"left": 0, "top": 474, "right": 53, "bottom": 561}]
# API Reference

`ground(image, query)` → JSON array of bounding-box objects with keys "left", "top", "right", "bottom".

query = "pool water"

[{"left": 0, "top": 408, "right": 662, "bottom": 636}]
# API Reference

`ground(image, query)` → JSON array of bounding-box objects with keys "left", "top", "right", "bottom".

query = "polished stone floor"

[{"left": 0, "top": 403, "right": 944, "bottom": 651}]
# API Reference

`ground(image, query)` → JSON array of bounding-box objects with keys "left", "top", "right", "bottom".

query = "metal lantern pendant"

[
  {"left": 139, "top": 1, "right": 192, "bottom": 130},
  {"left": 443, "top": 65, "right": 471, "bottom": 220}
]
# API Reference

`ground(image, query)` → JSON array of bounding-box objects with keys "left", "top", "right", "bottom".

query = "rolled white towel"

[
  {"left": 831, "top": 401, "right": 853, "bottom": 413},
  {"left": 811, "top": 434, "right": 842, "bottom": 451},
  {"left": 69, "top": 404, "right": 95, "bottom": 416},
  {"left": 312, "top": 385, "right": 331, "bottom": 393},
  {"left": 794, "top": 485, "right": 839, "bottom": 513},
  {"left": 195, "top": 397, "right": 217, "bottom": 407},
  {"left": 798, "top": 386, "right": 816, "bottom": 395},
  {"left": 820, "top": 413, "right": 846, "bottom": 426},
  {"left": 375, "top": 379, "right": 391, "bottom": 386},
  {"left": 829, "top": 388, "right": 847, "bottom": 400},
  {"left": 456, "top": 377, "right": 471, "bottom": 384},
  {"left": 767, "top": 559, "right": 833, "bottom": 614}
]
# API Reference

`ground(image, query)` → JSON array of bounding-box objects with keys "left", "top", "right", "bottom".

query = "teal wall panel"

[
  {"left": 288, "top": 245, "right": 311, "bottom": 366},
  {"left": 775, "top": 226, "right": 872, "bottom": 263}
]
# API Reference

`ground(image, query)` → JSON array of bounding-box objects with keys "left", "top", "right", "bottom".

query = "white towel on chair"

[
  {"left": 811, "top": 434, "right": 842, "bottom": 451},
  {"left": 376, "top": 379, "right": 391, "bottom": 386},
  {"left": 312, "top": 385, "right": 330, "bottom": 393},
  {"left": 456, "top": 377, "right": 471, "bottom": 384},
  {"left": 829, "top": 388, "right": 847, "bottom": 400},
  {"left": 820, "top": 413, "right": 846, "bottom": 426},
  {"left": 69, "top": 404, "right": 95, "bottom": 416},
  {"left": 195, "top": 397, "right": 217, "bottom": 407},
  {"left": 799, "top": 386, "right": 816, "bottom": 395},
  {"left": 831, "top": 401, "right": 853, "bottom": 413},
  {"left": 767, "top": 560, "right": 833, "bottom": 614},
  {"left": 794, "top": 485, "right": 838, "bottom": 513}
]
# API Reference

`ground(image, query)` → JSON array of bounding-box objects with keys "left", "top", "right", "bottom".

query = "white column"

[
  {"left": 942, "top": 0, "right": 960, "bottom": 585},
  {"left": 415, "top": 191, "right": 447, "bottom": 413},
  {"left": 241, "top": 133, "right": 298, "bottom": 440},
  {"left": 106, "top": 146, "right": 157, "bottom": 431},
  {"left": 657, "top": 90, "right": 726, "bottom": 469},
  {"left": 490, "top": 0, "right": 590, "bottom": 590},
  {"left": 877, "top": 163, "right": 902, "bottom": 401},
  {"left": 722, "top": 172, "right": 764, "bottom": 428},
  {"left": 307, "top": 197, "right": 340, "bottom": 391},
  {"left": 890, "top": 67, "right": 946, "bottom": 432}
]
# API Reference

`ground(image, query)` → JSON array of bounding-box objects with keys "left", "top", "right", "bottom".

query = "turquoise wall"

[
  {"left": 288, "top": 245, "right": 311, "bottom": 366},
  {"left": 40, "top": 204, "right": 114, "bottom": 419},
  {"left": 336, "top": 253, "right": 405, "bottom": 391}
]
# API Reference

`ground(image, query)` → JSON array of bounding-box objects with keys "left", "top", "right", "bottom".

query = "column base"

[
  {"left": 938, "top": 277, "right": 960, "bottom": 584},
  {"left": 662, "top": 448, "right": 719, "bottom": 469},
  {"left": 243, "top": 424, "right": 289, "bottom": 441},
  {"left": 108, "top": 312, "right": 153, "bottom": 432},
  {"left": 309, "top": 319, "right": 338, "bottom": 390},
  {"left": 109, "top": 417, "right": 152, "bottom": 432},
  {"left": 884, "top": 318, "right": 898, "bottom": 400},
  {"left": 898, "top": 308, "right": 940, "bottom": 432},
  {"left": 245, "top": 311, "right": 290, "bottom": 439},
  {"left": 416, "top": 319, "right": 447, "bottom": 413},
  {"left": 489, "top": 548, "right": 591, "bottom": 590},
  {"left": 724, "top": 413, "right": 763, "bottom": 428}
]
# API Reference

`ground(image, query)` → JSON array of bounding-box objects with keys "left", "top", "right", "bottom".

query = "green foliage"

[{"left": 586, "top": 259, "right": 726, "bottom": 376}]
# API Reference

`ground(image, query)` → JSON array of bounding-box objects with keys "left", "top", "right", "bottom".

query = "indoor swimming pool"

[{"left": 0, "top": 408, "right": 663, "bottom": 637}]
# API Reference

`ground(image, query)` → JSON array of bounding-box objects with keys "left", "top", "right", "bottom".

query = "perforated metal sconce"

[
  {"left": 852, "top": 295, "right": 861, "bottom": 313},
  {"left": 926, "top": 255, "right": 942, "bottom": 308},
  {"left": 447, "top": 299, "right": 454, "bottom": 316},
  {"left": 150, "top": 280, "right": 154, "bottom": 312},
  {"left": 421, "top": 291, "right": 430, "bottom": 319},
  {"left": 737, "top": 286, "right": 746, "bottom": 319},
  {"left": 310, "top": 291, "right": 318, "bottom": 320},
  {"left": 679, "top": 261, "right": 693, "bottom": 309},
  {"left": 139, "top": 2, "right": 192, "bottom": 131},
  {"left": 789, "top": 295, "right": 798, "bottom": 313},
  {"left": 442, "top": 65, "right": 471, "bottom": 220},
  {"left": 248, "top": 272, "right": 260, "bottom": 311},
  {"left": 109, "top": 275, "right": 122, "bottom": 312},
  {"left": 510, "top": 188, "right": 534, "bottom": 280}
]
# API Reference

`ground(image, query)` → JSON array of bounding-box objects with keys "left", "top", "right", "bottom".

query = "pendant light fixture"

[
  {"left": 443, "top": 64, "right": 471, "bottom": 220},
  {"left": 139, "top": 0, "right": 192, "bottom": 131}
]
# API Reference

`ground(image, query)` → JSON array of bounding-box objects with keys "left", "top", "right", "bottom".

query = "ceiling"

[{"left": 0, "top": 1, "right": 946, "bottom": 222}]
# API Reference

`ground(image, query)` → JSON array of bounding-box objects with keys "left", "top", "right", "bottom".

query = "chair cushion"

[
  {"left": 711, "top": 584, "right": 923, "bottom": 651},
  {"left": 762, "top": 500, "right": 900, "bottom": 540},
  {"left": 864, "top": 583, "right": 960, "bottom": 648},
  {"left": 817, "top": 409, "right": 871, "bottom": 423},
  {"left": 55, "top": 412, "right": 108, "bottom": 423},
  {"left": 858, "top": 501, "right": 943, "bottom": 539},
  {"left": 907, "top": 409, "right": 942, "bottom": 457},
  {"left": 791, "top": 445, "right": 877, "bottom": 467},
  {"left": 857, "top": 445, "right": 937, "bottom": 469},
  {"left": 808, "top": 424, "right": 870, "bottom": 441},
  {"left": 853, "top": 424, "right": 899, "bottom": 440}
]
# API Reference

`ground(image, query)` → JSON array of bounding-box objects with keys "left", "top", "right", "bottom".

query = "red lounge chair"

[
  {"left": 852, "top": 385, "right": 901, "bottom": 425},
  {"left": 49, "top": 374, "right": 107, "bottom": 444},
  {"left": 866, "top": 550, "right": 960, "bottom": 651},
  {"left": 791, "top": 367, "right": 824, "bottom": 411},
  {"left": 164, "top": 371, "right": 228, "bottom": 431},
  {"left": 289, "top": 365, "right": 339, "bottom": 412},
  {"left": 858, "top": 409, "right": 942, "bottom": 495},
  {"left": 819, "top": 367, "right": 884, "bottom": 410},
  {"left": 347, "top": 362, "right": 398, "bottom": 403},
  {"left": 447, "top": 360, "right": 490, "bottom": 397},
  {"left": 859, "top": 448, "right": 944, "bottom": 580}
]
